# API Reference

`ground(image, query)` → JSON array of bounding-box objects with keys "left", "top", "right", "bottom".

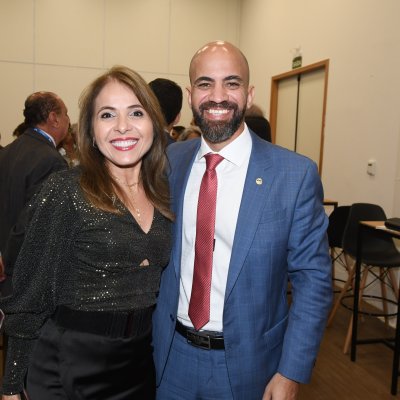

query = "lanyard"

[{"left": 33, "top": 127, "right": 56, "bottom": 147}]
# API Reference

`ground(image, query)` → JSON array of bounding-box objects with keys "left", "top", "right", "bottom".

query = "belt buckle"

[{"left": 186, "top": 330, "right": 211, "bottom": 350}]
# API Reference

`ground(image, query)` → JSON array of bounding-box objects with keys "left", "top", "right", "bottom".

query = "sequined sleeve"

[{"left": 1, "top": 171, "right": 76, "bottom": 395}]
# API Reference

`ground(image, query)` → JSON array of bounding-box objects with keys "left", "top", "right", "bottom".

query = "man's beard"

[{"left": 192, "top": 101, "right": 246, "bottom": 143}]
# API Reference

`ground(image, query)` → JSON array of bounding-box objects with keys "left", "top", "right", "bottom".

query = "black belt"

[
  {"left": 51, "top": 305, "right": 153, "bottom": 339},
  {"left": 176, "top": 320, "right": 224, "bottom": 350}
]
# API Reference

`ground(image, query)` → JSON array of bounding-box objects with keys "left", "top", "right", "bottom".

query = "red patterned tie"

[{"left": 188, "top": 153, "right": 224, "bottom": 331}]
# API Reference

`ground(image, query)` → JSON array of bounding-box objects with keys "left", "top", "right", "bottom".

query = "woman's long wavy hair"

[{"left": 77, "top": 65, "right": 173, "bottom": 221}]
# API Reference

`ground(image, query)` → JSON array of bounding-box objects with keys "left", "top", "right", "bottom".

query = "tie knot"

[{"left": 205, "top": 153, "right": 224, "bottom": 171}]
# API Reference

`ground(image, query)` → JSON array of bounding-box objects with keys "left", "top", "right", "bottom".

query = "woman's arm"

[{"left": 1, "top": 171, "right": 75, "bottom": 395}]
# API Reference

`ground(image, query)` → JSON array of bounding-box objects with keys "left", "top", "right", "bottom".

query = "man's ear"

[
  {"left": 186, "top": 87, "right": 192, "bottom": 108},
  {"left": 48, "top": 111, "right": 59, "bottom": 127},
  {"left": 246, "top": 85, "right": 255, "bottom": 110}
]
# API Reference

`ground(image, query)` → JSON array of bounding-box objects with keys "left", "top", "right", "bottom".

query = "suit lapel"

[{"left": 225, "top": 135, "right": 275, "bottom": 300}]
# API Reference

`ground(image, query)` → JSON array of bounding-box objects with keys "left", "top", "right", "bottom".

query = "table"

[
  {"left": 351, "top": 221, "right": 400, "bottom": 395},
  {"left": 323, "top": 199, "right": 338, "bottom": 209}
]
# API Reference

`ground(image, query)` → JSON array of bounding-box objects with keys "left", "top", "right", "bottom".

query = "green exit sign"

[{"left": 292, "top": 56, "right": 302, "bottom": 69}]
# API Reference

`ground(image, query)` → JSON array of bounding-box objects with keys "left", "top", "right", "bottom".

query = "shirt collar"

[
  {"left": 33, "top": 127, "right": 57, "bottom": 147},
  {"left": 197, "top": 124, "right": 252, "bottom": 167}
]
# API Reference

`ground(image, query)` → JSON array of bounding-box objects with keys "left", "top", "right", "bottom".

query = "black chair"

[
  {"left": 332, "top": 203, "right": 400, "bottom": 354},
  {"left": 327, "top": 205, "right": 351, "bottom": 291}
]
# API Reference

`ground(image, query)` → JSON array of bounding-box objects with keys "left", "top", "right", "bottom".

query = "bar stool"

[{"left": 333, "top": 203, "right": 400, "bottom": 354}]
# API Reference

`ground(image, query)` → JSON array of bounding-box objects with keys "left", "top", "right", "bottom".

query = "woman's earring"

[{"left": 92, "top": 137, "right": 97, "bottom": 148}]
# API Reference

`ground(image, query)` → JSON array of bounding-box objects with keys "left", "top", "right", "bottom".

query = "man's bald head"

[{"left": 189, "top": 41, "right": 250, "bottom": 86}]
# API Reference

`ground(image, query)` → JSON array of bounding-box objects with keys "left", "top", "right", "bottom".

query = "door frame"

[{"left": 269, "top": 59, "right": 329, "bottom": 173}]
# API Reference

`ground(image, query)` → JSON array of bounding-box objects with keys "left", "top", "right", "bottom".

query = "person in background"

[
  {"left": 149, "top": 78, "right": 183, "bottom": 145},
  {"left": 0, "top": 92, "right": 69, "bottom": 296},
  {"left": 153, "top": 41, "right": 332, "bottom": 400},
  {"left": 170, "top": 125, "right": 185, "bottom": 141},
  {"left": 12, "top": 122, "right": 29, "bottom": 138},
  {"left": 245, "top": 103, "right": 272, "bottom": 142},
  {"left": 0, "top": 66, "right": 173, "bottom": 399},
  {"left": 58, "top": 122, "right": 79, "bottom": 167},
  {"left": 177, "top": 125, "right": 201, "bottom": 142}
]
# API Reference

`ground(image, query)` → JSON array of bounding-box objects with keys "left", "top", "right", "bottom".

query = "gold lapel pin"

[{"left": 256, "top": 178, "right": 263, "bottom": 185}]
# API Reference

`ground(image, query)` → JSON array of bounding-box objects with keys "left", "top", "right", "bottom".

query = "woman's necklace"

[
  {"left": 112, "top": 175, "right": 143, "bottom": 226},
  {"left": 130, "top": 195, "right": 142, "bottom": 226},
  {"left": 112, "top": 175, "right": 139, "bottom": 188}
]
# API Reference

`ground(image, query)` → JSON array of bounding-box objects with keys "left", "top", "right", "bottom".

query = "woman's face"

[{"left": 92, "top": 79, "right": 154, "bottom": 170}]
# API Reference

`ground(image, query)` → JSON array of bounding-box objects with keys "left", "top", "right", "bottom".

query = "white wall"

[
  {"left": 0, "top": 0, "right": 241, "bottom": 145},
  {"left": 239, "top": 0, "right": 400, "bottom": 216},
  {"left": 2, "top": 0, "right": 400, "bottom": 216}
]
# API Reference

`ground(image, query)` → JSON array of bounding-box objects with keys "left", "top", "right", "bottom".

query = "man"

[
  {"left": 149, "top": 78, "right": 183, "bottom": 144},
  {"left": 153, "top": 41, "right": 332, "bottom": 399},
  {"left": 0, "top": 91, "right": 70, "bottom": 294}
]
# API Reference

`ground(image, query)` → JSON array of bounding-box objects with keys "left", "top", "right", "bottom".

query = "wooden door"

[{"left": 270, "top": 60, "right": 329, "bottom": 173}]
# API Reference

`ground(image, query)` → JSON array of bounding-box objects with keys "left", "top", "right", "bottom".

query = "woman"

[{"left": 1, "top": 66, "right": 173, "bottom": 400}]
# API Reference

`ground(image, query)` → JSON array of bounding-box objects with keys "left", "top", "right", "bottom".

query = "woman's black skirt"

[{"left": 26, "top": 306, "right": 155, "bottom": 400}]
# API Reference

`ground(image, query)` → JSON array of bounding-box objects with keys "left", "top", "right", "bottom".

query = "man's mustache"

[{"left": 199, "top": 101, "right": 237, "bottom": 111}]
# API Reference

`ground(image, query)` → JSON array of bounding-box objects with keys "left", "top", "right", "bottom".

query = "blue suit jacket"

[{"left": 153, "top": 132, "right": 332, "bottom": 399}]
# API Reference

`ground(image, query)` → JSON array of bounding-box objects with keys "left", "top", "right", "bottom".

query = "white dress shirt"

[{"left": 177, "top": 126, "right": 252, "bottom": 331}]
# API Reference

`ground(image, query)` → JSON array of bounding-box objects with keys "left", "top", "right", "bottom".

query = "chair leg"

[
  {"left": 343, "top": 316, "right": 353, "bottom": 355},
  {"left": 330, "top": 247, "right": 336, "bottom": 283},
  {"left": 379, "top": 267, "right": 390, "bottom": 327},
  {"left": 327, "top": 254, "right": 354, "bottom": 327},
  {"left": 387, "top": 268, "right": 399, "bottom": 301},
  {"left": 382, "top": 268, "right": 399, "bottom": 328},
  {"left": 327, "top": 265, "right": 354, "bottom": 326},
  {"left": 343, "top": 266, "right": 370, "bottom": 354},
  {"left": 344, "top": 254, "right": 351, "bottom": 274}
]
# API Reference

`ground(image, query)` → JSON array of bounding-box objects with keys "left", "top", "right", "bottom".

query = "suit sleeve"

[
  {"left": 2, "top": 156, "right": 68, "bottom": 280},
  {"left": 0, "top": 172, "right": 74, "bottom": 395},
  {"left": 24, "top": 152, "right": 68, "bottom": 206},
  {"left": 277, "top": 161, "right": 332, "bottom": 383}
]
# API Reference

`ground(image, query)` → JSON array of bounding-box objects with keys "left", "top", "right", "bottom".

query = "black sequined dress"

[{"left": 0, "top": 168, "right": 172, "bottom": 398}]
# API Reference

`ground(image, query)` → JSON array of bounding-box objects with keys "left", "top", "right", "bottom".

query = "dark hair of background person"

[
  {"left": 170, "top": 125, "right": 185, "bottom": 141},
  {"left": 78, "top": 65, "right": 173, "bottom": 221},
  {"left": 12, "top": 122, "right": 29, "bottom": 137},
  {"left": 23, "top": 91, "right": 63, "bottom": 126},
  {"left": 245, "top": 104, "right": 271, "bottom": 142},
  {"left": 148, "top": 78, "right": 183, "bottom": 126}
]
